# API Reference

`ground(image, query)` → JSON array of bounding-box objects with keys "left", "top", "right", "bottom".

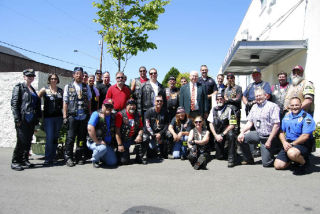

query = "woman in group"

[
  {"left": 11, "top": 69, "right": 41, "bottom": 171},
  {"left": 187, "top": 116, "right": 210, "bottom": 170},
  {"left": 38, "top": 73, "right": 63, "bottom": 166},
  {"left": 168, "top": 107, "right": 193, "bottom": 160}
]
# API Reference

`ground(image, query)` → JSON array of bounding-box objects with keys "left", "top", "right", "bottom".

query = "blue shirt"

[
  {"left": 281, "top": 109, "right": 316, "bottom": 141},
  {"left": 243, "top": 81, "right": 272, "bottom": 101},
  {"left": 88, "top": 111, "right": 112, "bottom": 143}
]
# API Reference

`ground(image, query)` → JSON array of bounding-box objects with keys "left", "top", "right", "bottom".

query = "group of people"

[{"left": 10, "top": 64, "right": 316, "bottom": 174}]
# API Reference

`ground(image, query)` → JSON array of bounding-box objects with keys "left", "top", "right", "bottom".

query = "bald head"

[{"left": 190, "top": 71, "right": 199, "bottom": 84}]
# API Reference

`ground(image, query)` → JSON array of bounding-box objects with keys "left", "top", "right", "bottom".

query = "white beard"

[
  {"left": 217, "top": 102, "right": 224, "bottom": 107},
  {"left": 291, "top": 75, "right": 303, "bottom": 86},
  {"left": 129, "top": 110, "right": 135, "bottom": 114}
]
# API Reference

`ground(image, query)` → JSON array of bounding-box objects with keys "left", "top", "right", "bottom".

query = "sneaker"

[
  {"left": 168, "top": 154, "right": 174, "bottom": 159},
  {"left": 92, "top": 162, "right": 100, "bottom": 168},
  {"left": 66, "top": 159, "right": 75, "bottom": 167},
  {"left": 11, "top": 163, "right": 24, "bottom": 171},
  {"left": 142, "top": 159, "right": 148, "bottom": 165}
]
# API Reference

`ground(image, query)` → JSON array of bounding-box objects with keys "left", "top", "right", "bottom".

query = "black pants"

[
  {"left": 12, "top": 120, "right": 36, "bottom": 163},
  {"left": 64, "top": 117, "right": 87, "bottom": 161},
  {"left": 117, "top": 140, "right": 145, "bottom": 164},
  {"left": 188, "top": 151, "right": 210, "bottom": 169},
  {"left": 215, "top": 130, "right": 237, "bottom": 163}
]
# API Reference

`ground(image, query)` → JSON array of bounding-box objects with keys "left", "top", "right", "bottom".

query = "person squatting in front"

[
  {"left": 168, "top": 106, "right": 194, "bottom": 160},
  {"left": 11, "top": 69, "right": 41, "bottom": 171},
  {"left": 143, "top": 95, "right": 169, "bottom": 160},
  {"left": 208, "top": 93, "right": 239, "bottom": 167},
  {"left": 87, "top": 98, "right": 117, "bottom": 168},
  {"left": 115, "top": 98, "right": 145, "bottom": 165},
  {"left": 63, "top": 67, "right": 92, "bottom": 167},
  {"left": 187, "top": 116, "right": 210, "bottom": 170},
  {"left": 274, "top": 97, "right": 316, "bottom": 175}
]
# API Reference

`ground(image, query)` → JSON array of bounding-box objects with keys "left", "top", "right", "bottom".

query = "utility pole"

[{"left": 99, "top": 35, "right": 104, "bottom": 71}]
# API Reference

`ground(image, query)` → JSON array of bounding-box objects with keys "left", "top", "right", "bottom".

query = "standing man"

[
  {"left": 106, "top": 71, "right": 131, "bottom": 112},
  {"left": 165, "top": 76, "right": 180, "bottom": 121},
  {"left": 180, "top": 77, "right": 188, "bottom": 86},
  {"left": 208, "top": 93, "right": 238, "bottom": 167},
  {"left": 271, "top": 72, "right": 290, "bottom": 119},
  {"left": 224, "top": 73, "right": 242, "bottom": 125},
  {"left": 96, "top": 71, "right": 111, "bottom": 109},
  {"left": 284, "top": 65, "right": 314, "bottom": 116},
  {"left": 115, "top": 98, "right": 145, "bottom": 165},
  {"left": 237, "top": 88, "right": 280, "bottom": 167},
  {"left": 141, "top": 68, "right": 166, "bottom": 118},
  {"left": 144, "top": 95, "right": 169, "bottom": 159},
  {"left": 131, "top": 66, "right": 149, "bottom": 115},
  {"left": 11, "top": 69, "right": 41, "bottom": 171},
  {"left": 88, "top": 75, "right": 100, "bottom": 112},
  {"left": 243, "top": 68, "right": 272, "bottom": 116},
  {"left": 274, "top": 97, "right": 316, "bottom": 174},
  {"left": 63, "top": 67, "right": 92, "bottom": 167},
  {"left": 95, "top": 69, "right": 103, "bottom": 86},
  {"left": 179, "top": 70, "right": 208, "bottom": 120},
  {"left": 197, "top": 65, "right": 217, "bottom": 111},
  {"left": 216, "top": 74, "right": 226, "bottom": 94}
]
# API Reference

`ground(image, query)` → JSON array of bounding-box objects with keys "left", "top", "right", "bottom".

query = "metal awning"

[{"left": 221, "top": 40, "right": 308, "bottom": 75}]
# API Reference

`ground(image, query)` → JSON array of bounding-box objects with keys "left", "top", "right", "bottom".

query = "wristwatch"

[{"left": 221, "top": 133, "right": 225, "bottom": 138}]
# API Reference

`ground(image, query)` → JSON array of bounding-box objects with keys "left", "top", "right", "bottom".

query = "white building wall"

[
  {"left": 228, "top": 0, "right": 320, "bottom": 121},
  {"left": 0, "top": 71, "right": 72, "bottom": 147}
]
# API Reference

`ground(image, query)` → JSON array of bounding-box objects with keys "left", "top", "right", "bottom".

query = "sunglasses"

[
  {"left": 139, "top": 70, "right": 146, "bottom": 73},
  {"left": 227, "top": 77, "right": 234, "bottom": 80},
  {"left": 194, "top": 121, "right": 202, "bottom": 124},
  {"left": 156, "top": 100, "right": 163, "bottom": 103},
  {"left": 104, "top": 104, "right": 113, "bottom": 108},
  {"left": 150, "top": 72, "right": 157, "bottom": 75},
  {"left": 201, "top": 69, "right": 208, "bottom": 72},
  {"left": 116, "top": 76, "right": 124, "bottom": 79}
]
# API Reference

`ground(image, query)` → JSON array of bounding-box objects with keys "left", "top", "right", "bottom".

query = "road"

[{"left": 0, "top": 148, "right": 320, "bottom": 214}]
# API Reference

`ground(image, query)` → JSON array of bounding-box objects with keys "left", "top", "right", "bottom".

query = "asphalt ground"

[{"left": 0, "top": 147, "right": 320, "bottom": 214}]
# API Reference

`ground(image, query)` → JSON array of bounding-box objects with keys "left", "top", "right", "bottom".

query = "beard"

[
  {"left": 291, "top": 75, "right": 303, "bottom": 86},
  {"left": 129, "top": 109, "right": 135, "bottom": 114}
]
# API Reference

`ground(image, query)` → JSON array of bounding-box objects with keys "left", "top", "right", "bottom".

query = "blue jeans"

[
  {"left": 172, "top": 136, "right": 188, "bottom": 158},
  {"left": 86, "top": 141, "right": 117, "bottom": 166},
  {"left": 44, "top": 117, "right": 63, "bottom": 162}
]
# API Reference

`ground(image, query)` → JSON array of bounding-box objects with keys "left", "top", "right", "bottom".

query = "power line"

[{"left": 0, "top": 40, "right": 96, "bottom": 70}]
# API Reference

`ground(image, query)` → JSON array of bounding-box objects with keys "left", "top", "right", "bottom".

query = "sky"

[{"left": 0, "top": 0, "right": 252, "bottom": 84}]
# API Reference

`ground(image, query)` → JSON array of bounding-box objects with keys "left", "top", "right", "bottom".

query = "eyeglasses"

[
  {"left": 201, "top": 69, "right": 208, "bottom": 72},
  {"left": 139, "top": 70, "right": 146, "bottom": 73},
  {"left": 227, "top": 77, "right": 234, "bottom": 80},
  {"left": 150, "top": 72, "right": 157, "bottom": 75},
  {"left": 156, "top": 100, "right": 163, "bottom": 103},
  {"left": 96, "top": 73, "right": 102, "bottom": 75},
  {"left": 194, "top": 121, "right": 202, "bottom": 124},
  {"left": 116, "top": 76, "right": 124, "bottom": 79}
]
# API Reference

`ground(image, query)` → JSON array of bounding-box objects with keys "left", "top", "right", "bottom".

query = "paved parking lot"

[{"left": 0, "top": 148, "right": 320, "bottom": 214}]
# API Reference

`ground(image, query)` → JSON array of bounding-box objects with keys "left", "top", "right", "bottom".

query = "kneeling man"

[{"left": 274, "top": 97, "right": 315, "bottom": 173}]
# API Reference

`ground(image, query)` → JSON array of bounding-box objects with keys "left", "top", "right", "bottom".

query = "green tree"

[
  {"left": 162, "top": 67, "right": 180, "bottom": 87},
  {"left": 93, "top": 0, "right": 170, "bottom": 72}
]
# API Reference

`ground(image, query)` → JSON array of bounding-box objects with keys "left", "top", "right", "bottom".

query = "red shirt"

[
  {"left": 140, "top": 77, "right": 148, "bottom": 84},
  {"left": 106, "top": 84, "right": 131, "bottom": 110},
  {"left": 115, "top": 110, "right": 143, "bottom": 137}
]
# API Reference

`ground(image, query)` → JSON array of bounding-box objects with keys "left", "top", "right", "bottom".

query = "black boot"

[
  {"left": 11, "top": 162, "right": 24, "bottom": 171},
  {"left": 21, "top": 152, "right": 34, "bottom": 168}
]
